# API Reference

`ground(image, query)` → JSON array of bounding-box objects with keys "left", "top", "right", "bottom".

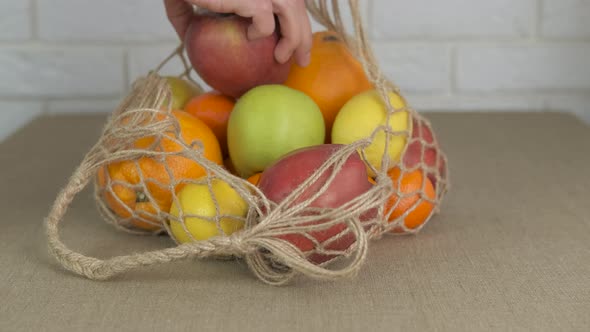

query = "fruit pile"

[{"left": 94, "top": 10, "right": 448, "bottom": 268}]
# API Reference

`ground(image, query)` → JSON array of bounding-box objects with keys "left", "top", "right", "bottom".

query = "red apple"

[
  {"left": 403, "top": 119, "right": 446, "bottom": 187},
  {"left": 258, "top": 144, "right": 374, "bottom": 264},
  {"left": 184, "top": 11, "right": 292, "bottom": 98}
]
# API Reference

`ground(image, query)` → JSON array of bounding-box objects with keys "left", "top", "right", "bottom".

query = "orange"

[
  {"left": 384, "top": 167, "right": 436, "bottom": 231},
  {"left": 96, "top": 110, "right": 223, "bottom": 231},
  {"left": 184, "top": 91, "right": 235, "bottom": 156},
  {"left": 284, "top": 31, "right": 373, "bottom": 135},
  {"left": 247, "top": 172, "right": 262, "bottom": 186}
]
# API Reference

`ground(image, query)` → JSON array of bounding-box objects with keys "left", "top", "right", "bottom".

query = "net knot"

[
  {"left": 224, "top": 232, "right": 253, "bottom": 256},
  {"left": 187, "top": 232, "right": 255, "bottom": 258}
]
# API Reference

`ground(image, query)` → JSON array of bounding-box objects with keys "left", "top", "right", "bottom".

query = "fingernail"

[
  {"left": 302, "top": 52, "right": 311, "bottom": 67},
  {"left": 276, "top": 54, "right": 287, "bottom": 64}
]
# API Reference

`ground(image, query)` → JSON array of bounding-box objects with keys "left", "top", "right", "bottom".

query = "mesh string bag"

[{"left": 45, "top": 0, "right": 450, "bottom": 286}]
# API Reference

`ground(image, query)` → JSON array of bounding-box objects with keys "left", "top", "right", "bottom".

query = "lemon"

[
  {"left": 331, "top": 90, "right": 411, "bottom": 176},
  {"left": 165, "top": 76, "right": 200, "bottom": 110},
  {"left": 168, "top": 179, "right": 248, "bottom": 243}
]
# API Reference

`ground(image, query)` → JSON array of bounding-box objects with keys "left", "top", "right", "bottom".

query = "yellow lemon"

[
  {"left": 168, "top": 179, "right": 248, "bottom": 243},
  {"left": 331, "top": 90, "right": 411, "bottom": 176},
  {"left": 165, "top": 76, "right": 201, "bottom": 110}
]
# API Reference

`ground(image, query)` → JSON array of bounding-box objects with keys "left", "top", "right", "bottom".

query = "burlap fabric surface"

[{"left": 0, "top": 112, "right": 588, "bottom": 331}]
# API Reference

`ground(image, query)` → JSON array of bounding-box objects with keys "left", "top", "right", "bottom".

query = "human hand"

[{"left": 164, "top": 0, "right": 312, "bottom": 67}]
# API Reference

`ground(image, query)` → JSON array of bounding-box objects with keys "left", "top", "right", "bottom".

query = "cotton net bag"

[{"left": 45, "top": 0, "right": 450, "bottom": 286}]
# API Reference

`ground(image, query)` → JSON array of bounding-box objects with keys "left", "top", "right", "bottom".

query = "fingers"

[
  {"left": 273, "top": 0, "right": 312, "bottom": 66},
  {"left": 185, "top": 0, "right": 240, "bottom": 14},
  {"left": 164, "top": 0, "right": 195, "bottom": 39},
  {"left": 185, "top": 0, "right": 275, "bottom": 39},
  {"left": 295, "top": 2, "right": 313, "bottom": 67},
  {"left": 182, "top": 0, "right": 313, "bottom": 66},
  {"left": 246, "top": 1, "right": 275, "bottom": 40}
]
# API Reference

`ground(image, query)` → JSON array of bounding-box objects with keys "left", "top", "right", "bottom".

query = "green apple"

[
  {"left": 227, "top": 84, "right": 325, "bottom": 178},
  {"left": 165, "top": 76, "right": 201, "bottom": 110}
]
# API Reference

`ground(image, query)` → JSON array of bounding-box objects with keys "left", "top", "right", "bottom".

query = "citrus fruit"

[
  {"left": 165, "top": 76, "right": 201, "bottom": 110},
  {"left": 247, "top": 173, "right": 262, "bottom": 186},
  {"left": 184, "top": 91, "right": 235, "bottom": 156},
  {"left": 284, "top": 31, "right": 372, "bottom": 134},
  {"left": 168, "top": 179, "right": 248, "bottom": 242},
  {"left": 96, "top": 110, "right": 223, "bottom": 231},
  {"left": 331, "top": 89, "right": 411, "bottom": 176},
  {"left": 385, "top": 167, "right": 436, "bottom": 231}
]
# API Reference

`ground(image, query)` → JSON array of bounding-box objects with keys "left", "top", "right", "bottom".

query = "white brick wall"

[
  {"left": 541, "top": 0, "right": 590, "bottom": 38},
  {"left": 457, "top": 45, "right": 590, "bottom": 91},
  {"left": 0, "top": 47, "right": 126, "bottom": 97},
  {"left": 1, "top": 0, "right": 589, "bottom": 140},
  {"left": 37, "top": 0, "right": 175, "bottom": 41},
  {"left": 373, "top": 44, "right": 450, "bottom": 94},
  {"left": 372, "top": 0, "right": 536, "bottom": 39},
  {"left": 0, "top": 101, "right": 43, "bottom": 141},
  {"left": 0, "top": 0, "right": 32, "bottom": 41}
]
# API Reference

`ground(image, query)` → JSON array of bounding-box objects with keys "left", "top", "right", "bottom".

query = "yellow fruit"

[
  {"left": 331, "top": 90, "right": 411, "bottom": 176},
  {"left": 165, "top": 76, "right": 201, "bottom": 110},
  {"left": 168, "top": 179, "right": 248, "bottom": 242}
]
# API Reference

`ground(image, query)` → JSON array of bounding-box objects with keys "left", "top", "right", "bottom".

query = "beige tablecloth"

[{"left": 0, "top": 112, "right": 588, "bottom": 331}]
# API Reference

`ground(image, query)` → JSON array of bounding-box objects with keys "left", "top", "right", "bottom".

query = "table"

[{"left": 1, "top": 112, "right": 588, "bottom": 331}]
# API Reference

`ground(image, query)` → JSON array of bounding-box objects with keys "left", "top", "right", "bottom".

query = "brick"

[
  {"left": 128, "top": 45, "right": 209, "bottom": 89},
  {"left": 47, "top": 99, "right": 121, "bottom": 114},
  {"left": 408, "top": 94, "right": 590, "bottom": 125},
  {"left": 373, "top": 44, "right": 450, "bottom": 93},
  {"left": 38, "top": 0, "right": 176, "bottom": 41},
  {"left": 542, "top": 0, "right": 590, "bottom": 38},
  {"left": 0, "top": 0, "right": 32, "bottom": 40},
  {"left": 0, "top": 48, "right": 125, "bottom": 98},
  {"left": 310, "top": 0, "right": 370, "bottom": 34},
  {"left": 0, "top": 102, "right": 43, "bottom": 141},
  {"left": 372, "top": 0, "right": 535, "bottom": 39},
  {"left": 457, "top": 45, "right": 590, "bottom": 92},
  {"left": 406, "top": 94, "right": 544, "bottom": 112}
]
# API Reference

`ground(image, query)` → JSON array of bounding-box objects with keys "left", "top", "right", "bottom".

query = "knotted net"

[{"left": 45, "top": 0, "right": 450, "bottom": 286}]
